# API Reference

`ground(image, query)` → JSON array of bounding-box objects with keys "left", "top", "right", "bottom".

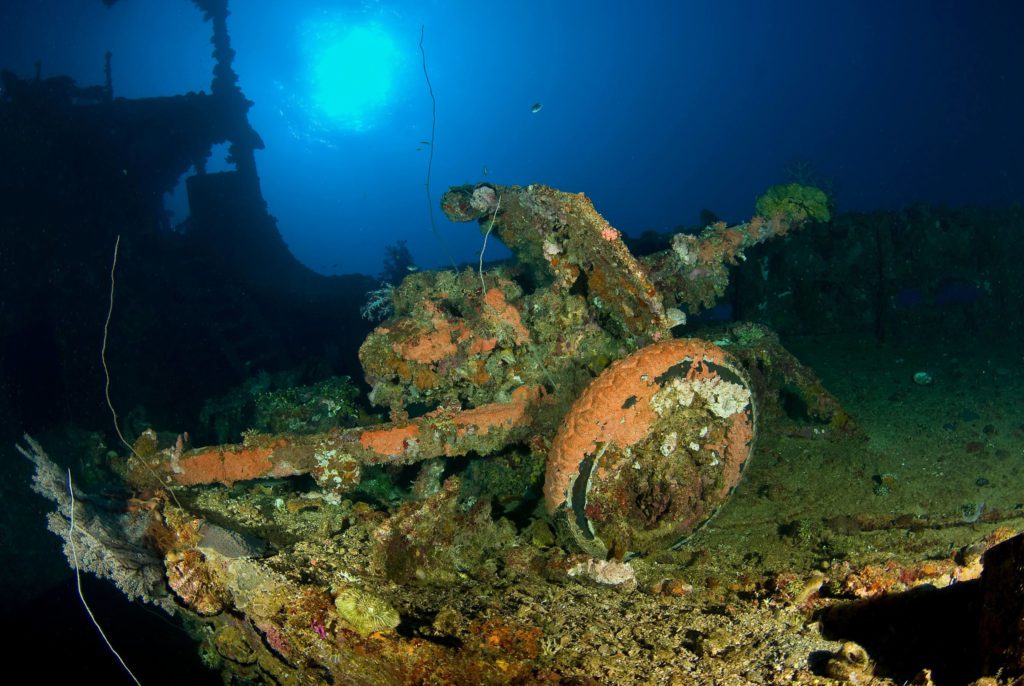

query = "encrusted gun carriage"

[{"left": 130, "top": 181, "right": 846, "bottom": 556}]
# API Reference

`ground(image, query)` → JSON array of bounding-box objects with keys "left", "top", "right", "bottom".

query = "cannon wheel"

[{"left": 544, "top": 338, "right": 757, "bottom": 557}]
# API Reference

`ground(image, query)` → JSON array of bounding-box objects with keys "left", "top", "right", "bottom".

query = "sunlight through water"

[{"left": 304, "top": 20, "right": 398, "bottom": 132}]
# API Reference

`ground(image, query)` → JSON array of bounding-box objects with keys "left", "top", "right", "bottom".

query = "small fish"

[
  {"left": 419, "top": 140, "right": 430, "bottom": 145},
  {"left": 482, "top": 165, "right": 489, "bottom": 176},
  {"left": 406, "top": 265, "right": 418, "bottom": 272},
  {"left": 416, "top": 147, "right": 422, "bottom": 151},
  {"left": 530, "top": 102, "right": 543, "bottom": 114}
]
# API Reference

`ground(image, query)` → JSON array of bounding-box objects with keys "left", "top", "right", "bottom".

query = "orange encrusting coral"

[
  {"left": 387, "top": 288, "right": 528, "bottom": 370},
  {"left": 482, "top": 288, "right": 530, "bottom": 343},
  {"left": 697, "top": 227, "right": 746, "bottom": 265},
  {"left": 149, "top": 386, "right": 545, "bottom": 489},
  {"left": 544, "top": 339, "right": 733, "bottom": 513},
  {"left": 393, "top": 301, "right": 469, "bottom": 364},
  {"left": 451, "top": 385, "right": 540, "bottom": 441},
  {"left": 466, "top": 337, "right": 498, "bottom": 355},
  {"left": 358, "top": 387, "right": 541, "bottom": 461},
  {"left": 359, "top": 423, "right": 421, "bottom": 457},
  {"left": 719, "top": 412, "right": 755, "bottom": 498},
  {"left": 173, "top": 445, "right": 286, "bottom": 486}
]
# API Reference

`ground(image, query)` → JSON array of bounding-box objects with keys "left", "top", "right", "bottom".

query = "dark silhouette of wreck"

[{"left": 0, "top": 0, "right": 377, "bottom": 442}]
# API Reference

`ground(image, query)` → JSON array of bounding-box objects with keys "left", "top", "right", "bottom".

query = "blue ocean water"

[{"left": 1, "top": 1, "right": 1020, "bottom": 276}]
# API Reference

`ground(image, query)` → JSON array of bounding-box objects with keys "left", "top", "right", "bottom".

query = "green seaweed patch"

[{"left": 755, "top": 183, "right": 830, "bottom": 224}]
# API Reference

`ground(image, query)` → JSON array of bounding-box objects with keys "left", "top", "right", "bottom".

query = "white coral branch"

[{"left": 17, "top": 434, "right": 170, "bottom": 608}]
